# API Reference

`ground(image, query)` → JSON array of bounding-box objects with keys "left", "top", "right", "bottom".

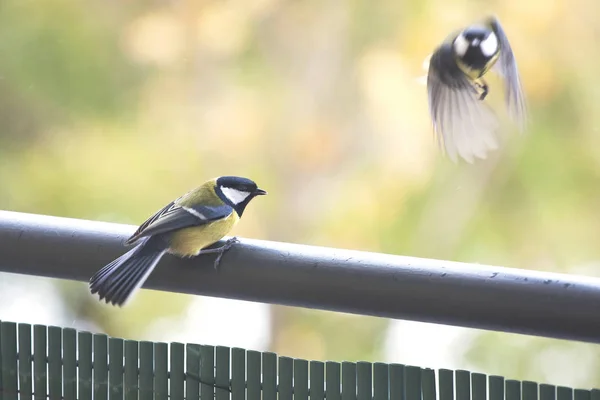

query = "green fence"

[{"left": 0, "top": 321, "right": 597, "bottom": 400}]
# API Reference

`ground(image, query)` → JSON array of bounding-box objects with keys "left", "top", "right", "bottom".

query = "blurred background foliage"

[{"left": 0, "top": 0, "right": 599, "bottom": 389}]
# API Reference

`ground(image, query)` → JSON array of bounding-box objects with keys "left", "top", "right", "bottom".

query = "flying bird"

[{"left": 426, "top": 16, "right": 527, "bottom": 163}]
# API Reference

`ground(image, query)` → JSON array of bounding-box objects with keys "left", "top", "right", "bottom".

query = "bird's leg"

[
  {"left": 212, "top": 237, "right": 239, "bottom": 270},
  {"left": 474, "top": 79, "right": 489, "bottom": 101},
  {"left": 197, "top": 237, "right": 240, "bottom": 270}
]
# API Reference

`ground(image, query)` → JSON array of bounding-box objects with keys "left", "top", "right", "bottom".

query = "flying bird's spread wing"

[
  {"left": 488, "top": 16, "right": 527, "bottom": 129},
  {"left": 427, "top": 43, "right": 500, "bottom": 163},
  {"left": 125, "top": 203, "right": 234, "bottom": 245}
]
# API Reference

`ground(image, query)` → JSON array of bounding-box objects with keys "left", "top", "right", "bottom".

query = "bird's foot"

[
  {"left": 475, "top": 81, "right": 489, "bottom": 101},
  {"left": 207, "top": 237, "right": 239, "bottom": 270}
]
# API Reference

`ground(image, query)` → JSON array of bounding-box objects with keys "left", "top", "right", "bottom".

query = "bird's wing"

[
  {"left": 488, "top": 16, "right": 527, "bottom": 130},
  {"left": 127, "top": 200, "right": 177, "bottom": 244},
  {"left": 125, "top": 203, "right": 234, "bottom": 245},
  {"left": 427, "top": 44, "right": 500, "bottom": 163}
]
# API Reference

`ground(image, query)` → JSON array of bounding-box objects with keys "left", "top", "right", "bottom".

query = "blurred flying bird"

[{"left": 425, "top": 15, "right": 527, "bottom": 163}]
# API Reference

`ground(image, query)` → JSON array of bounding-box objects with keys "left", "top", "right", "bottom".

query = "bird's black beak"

[{"left": 254, "top": 188, "right": 267, "bottom": 196}]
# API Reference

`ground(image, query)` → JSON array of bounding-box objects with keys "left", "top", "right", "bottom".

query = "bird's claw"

[
  {"left": 474, "top": 81, "right": 489, "bottom": 101},
  {"left": 213, "top": 237, "right": 239, "bottom": 270},
  {"left": 478, "top": 89, "right": 488, "bottom": 101}
]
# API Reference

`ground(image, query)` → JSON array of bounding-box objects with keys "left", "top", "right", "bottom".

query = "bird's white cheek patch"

[
  {"left": 222, "top": 187, "right": 251, "bottom": 205},
  {"left": 453, "top": 34, "right": 469, "bottom": 57},
  {"left": 481, "top": 33, "right": 498, "bottom": 57}
]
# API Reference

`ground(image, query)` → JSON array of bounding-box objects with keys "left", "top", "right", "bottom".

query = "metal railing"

[{"left": 0, "top": 210, "right": 600, "bottom": 343}]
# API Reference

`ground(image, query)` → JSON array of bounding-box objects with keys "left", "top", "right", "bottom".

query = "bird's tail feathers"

[{"left": 89, "top": 236, "right": 167, "bottom": 307}]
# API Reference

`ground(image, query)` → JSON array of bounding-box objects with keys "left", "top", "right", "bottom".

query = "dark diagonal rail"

[{"left": 0, "top": 210, "right": 599, "bottom": 343}]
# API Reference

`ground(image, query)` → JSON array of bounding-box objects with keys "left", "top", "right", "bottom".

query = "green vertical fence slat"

[
  {"left": 154, "top": 343, "right": 168, "bottom": 400},
  {"left": 438, "top": 369, "right": 453, "bottom": 400},
  {"left": 246, "top": 350, "right": 261, "bottom": 400},
  {"left": 109, "top": 338, "right": 124, "bottom": 400},
  {"left": 18, "top": 324, "right": 33, "bottom": 399},
  {"left": 294, "top": 359, "right": 309, "bottom": 400},
  {"left": 63, "top": 328, "right": 77, "bottom": 400},
  {"left": 506, "top": 380, "right": 522, "bottom": 400},
  {"left": 1, "top": 322, "right": 17, "bottom": 400},
  {"left": 404, "top": 366, "right": 421, "bottom": 400},
  {"left": 489, "top": 376, "right": 505, "bottom": 400},
  {"left": 422, "top": 368, "right": 437, "bottom": 400},
  {"left": 540, "top": 385, "right": 557, "bottom": 400},
  {"left": 356, "top": 362, "right": 372, "bottom": 400},
  {"left": 78, "top": 331, "right": 93, "bottom": 400},
  {"left": 558, "top": 387, "right": 574, "bottom": 400},
  {"left": 186, "top": 344, "right": 201, "bottom": 399},
  {"left": 471, "top": 373, "right": 486, "bottom": 400},
  {"left": 139, "top": 342, "right": 154, "bottom": 400},
  {"left": 48, "top": 327, "right": 62, "bottom": 399},
  {"left": 404, "top": 366, "right": 422, "bottom": 400},
  {"left": 575, "top": 389, "right": 591, "bottom": 400},
  {"left": 262, "top": 352, "right": 277, "bottom": 400},
  {"left": 33, "top": 325, "right": 48, "bottom": 400},
  {"left": 169, "top": 343, "right": 185, "bottom": 400},
  {"left": 279, "top": 357, "right": 294, "bottom": 400},
  {"left": 94, "top": 334, "right": 109, "bottom": 400},
  {"left": 390, "top": 364, "right": 405, "bottom": 400},
  {"left": 456, "top": 370, "right": 471, "bottom": 400},
  {"left": 199, "top": 345, "right": 214, "bottom": 400},
  {"left": 372, "top": 363, "right": 389, "bottom": 400},
  {"left": 309, "top": 360, "right": 325, "bottom": 400},
  {"left": 231, "top": 348, "right": 246, "bottom": 400},
  {"left": 216, "top": 346, "right": 231, "bottom": 400},
  {"left": 325, "top": 362, "right": 341, "bottom": 400},
  {"left": 342, "top": 362, "right": 357, "bottom": 400},
  {"left": 592, "top": 390, "right": 600, "bottom": 400},
  {"left": 523, "top": 381, "right": 538, "bottom": 400},
  {"left": 124, "top": 341, "right": 139, "bottom": 400}
]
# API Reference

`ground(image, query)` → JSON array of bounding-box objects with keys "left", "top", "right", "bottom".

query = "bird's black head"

[
  {"left": 215, "top": 176, "right": 267, "bottom": 216},
  {"left": 452, "top": 25, "right": 499, "bottom": 72}
]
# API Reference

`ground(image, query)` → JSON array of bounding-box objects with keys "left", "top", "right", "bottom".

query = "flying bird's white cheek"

[
  {"left": 453, "top": 34, "right": 469, "bottom": 57},
  {"left": 222, "top": 187, "right": 251, "bottom": 205},
  {"left": 480, "top": 33, "right": 498, "bottom": 57}
]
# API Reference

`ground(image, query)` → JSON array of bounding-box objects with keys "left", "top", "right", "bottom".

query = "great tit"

[
  {"left": 426, "top": 15, "right": 527, "bottom": 163},
  {"left": 89, "top": 176, "right": 267, "bottom": 307}
]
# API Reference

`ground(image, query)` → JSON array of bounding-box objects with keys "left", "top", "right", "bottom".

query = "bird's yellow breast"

[
  {"left": 167, "top": 211, "right": 240, "bottom": 257},
  {"left": 456, "top": 52, "right": 500, "bottom": 80}
]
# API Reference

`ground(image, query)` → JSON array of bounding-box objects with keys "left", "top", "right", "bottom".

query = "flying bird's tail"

[{"left": 89, "top": 236, "right": 168, "bottom": 307}]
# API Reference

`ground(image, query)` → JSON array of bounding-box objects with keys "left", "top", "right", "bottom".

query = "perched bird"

[
  {"left": 426, "top": 15, "right": 527, "bottom": 163},
  {"left": 89, "top": 176, "right": 267, "bottom": 307}
]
